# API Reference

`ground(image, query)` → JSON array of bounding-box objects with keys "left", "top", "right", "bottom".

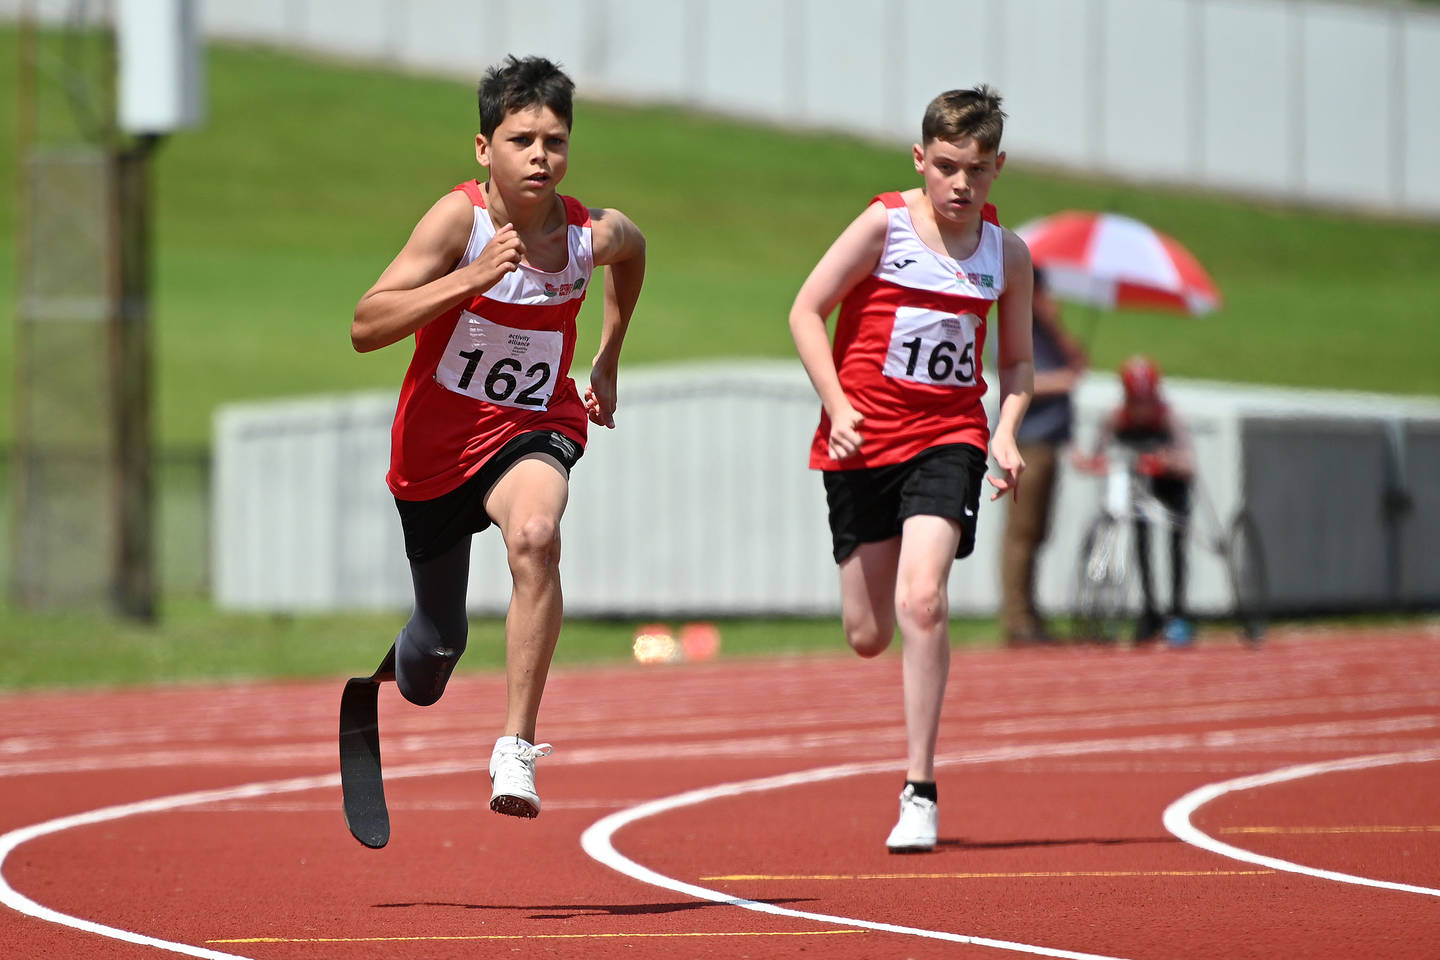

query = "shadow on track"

[
  {"left": 936, "top": 835, "right": 1179, "bottom": 851},
  {"left": 375, "top": 898, "right": 818, "bottom": 920}
]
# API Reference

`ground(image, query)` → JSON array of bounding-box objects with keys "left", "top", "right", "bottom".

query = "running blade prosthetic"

[{"left": 339, "top": 644, "right": 396, "bottom": 848}]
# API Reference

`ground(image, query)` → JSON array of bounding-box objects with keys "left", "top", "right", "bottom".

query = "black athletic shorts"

[
  {"left": 394, "top": 430, "right": 582, "bottom": 563},
  {"left": 822, "top": 443, "right": 987, "bottom": 564}
]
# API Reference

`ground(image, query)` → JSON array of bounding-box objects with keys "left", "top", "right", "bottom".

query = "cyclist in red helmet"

[
  {"left": 1120, "top": 355, "right": 1160, "bottom": 401},
  {"left": 1078, "top": 355, "right": 1196, "bottom": 645}
]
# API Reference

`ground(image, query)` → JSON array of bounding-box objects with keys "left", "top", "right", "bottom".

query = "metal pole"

[{"left": 112, "top": 135, "right": 158, "bottom": 620}]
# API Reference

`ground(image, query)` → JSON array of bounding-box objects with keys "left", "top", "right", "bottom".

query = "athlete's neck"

[
  {"left": 484, "top": 180, "right": 563, "bottom": 236},
  {"left": 912, "top": 195, "right": 984, "bottom": 261}
]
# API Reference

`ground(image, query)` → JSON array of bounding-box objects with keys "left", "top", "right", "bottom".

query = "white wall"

[
  {"left": 212, "top": 364, "right": 1440, "bottom": 618},
  {"left": 7, "top": 0, "right": 1436, "bottom": 215}
]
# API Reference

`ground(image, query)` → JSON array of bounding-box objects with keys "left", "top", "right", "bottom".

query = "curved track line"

[
  {"left": 0, "top": 729, "right": 1195, "bottom": 960},
  {"left": 7, "top": 724, "right": 1433, "bottom": 957},
  {"left": 581, "top": 757, "right": 1134, "bottom": 960},
  {"left": 0, "top": 761, "right": 478, "bottom": 959},
  {"left": 1162, "top": 748, "right": 1440, "bottom": 897}
]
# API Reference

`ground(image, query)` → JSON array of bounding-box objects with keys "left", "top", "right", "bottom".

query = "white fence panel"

[
  {"left": 1200, "top": 1, "right": 1294, "bottom": 195},
  {"left": 8, "top": 0, "right": 1439, "bottom": 214},
  {"left": 293, "top": 0, "right": 395, "bottom": 62},
  {"left": 1300, "top": 4, "right": 1395, "bottom": 207},
  {"left": 198, "top": 0, "right": 295, "bottom": 44},
  {"left": 896, "top": 0, "right": 1000, "bottom": 146},
  {"left": 588, "top": 0, "right": 695, "bottom": 104},
  {"left": 992, "top": 0, "right": 1096, "bottom": 168},
  {"left": 559, "top": 364, "right": 837, "bottom": 614},
  {"left": 797, "top": 0, "right": 895, "bottom": 141},
  {"left": 216, "top": 365, "right": 1440, "bottom": 618},
  {"left": 1403, "top": 15, "right": 1440, "bottom": 210},
  {"left": 214, "top": 393, "right": 408, "bottom": 611},
  {"left": 486, "top": 0, "right": 598, "bottom": 80},
  {"left": 1099, "top": 0, "right": 1194, "bottom": 180},
  {"left": 394, "top": 2, "right": 499, "bottom": 75},
  {"left": 694, "top": 0, "right": 796, "bottom": 122}
]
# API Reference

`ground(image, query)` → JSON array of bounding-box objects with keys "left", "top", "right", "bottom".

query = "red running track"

[{"left": 1, "top": 625, "right": 1438, "bottom": 959}]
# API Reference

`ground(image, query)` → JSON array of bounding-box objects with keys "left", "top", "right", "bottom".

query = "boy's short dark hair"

[
  {"left": 477, "top": 55, "right": 575, "bottom": 139},
  {"left": 922, "top": 85, "right": 1006, "bottom": 153}
]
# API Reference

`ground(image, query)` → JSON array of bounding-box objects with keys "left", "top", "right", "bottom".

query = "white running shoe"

[
  {"left": 885, "top": 784, "right": 938, "bottom": 853},
  {"left": 489, "top": 736, "right": 553, "bottom": 818}
]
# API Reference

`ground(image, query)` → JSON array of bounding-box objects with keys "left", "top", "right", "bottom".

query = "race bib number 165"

[
  {"left": 883, "top": 306, "right": 981, "bottom": 387},
  {"left": 434, "top": 310, "right": 562, "bottom": 409}
]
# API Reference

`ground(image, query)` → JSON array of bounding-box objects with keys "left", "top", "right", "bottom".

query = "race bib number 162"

[
  {"left": 883, "top": 306, "right": 981, "bottom": 387},
  {"left": 434, "top": 310, "right": 563, "bottom": 409}
]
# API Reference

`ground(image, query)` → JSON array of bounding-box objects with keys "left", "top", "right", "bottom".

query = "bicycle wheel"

[
  {"left": 1072, "top": 514, "right": 1127, "bottom": 644},
  {"left": 1225, "top": 509, "right": 1268, "bottom": 645}
]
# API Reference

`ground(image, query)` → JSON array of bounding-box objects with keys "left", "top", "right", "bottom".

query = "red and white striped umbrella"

[{"left": 1016, "top": 211, "right": 1221, "bottom": 316}]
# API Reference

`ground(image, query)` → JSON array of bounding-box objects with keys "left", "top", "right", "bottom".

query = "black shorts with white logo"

[
  {"left": 394, "top": 430, "right": 582, "bottom": 563},
  {"left": 822, "top": 443, "right": 987, "bottom": 564}
]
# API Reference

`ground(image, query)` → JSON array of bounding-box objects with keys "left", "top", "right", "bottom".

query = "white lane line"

[
  {"left": 6, "top": 735, "right": 1176, "bottom": 960},
  {"left": 581, "top": 749, "right": 1151, "bottom": 960},
  {"left": 979, "top": 690, "right": 1440, "bottom": 736},
  {"left": 1162, "top": 748, "right": 1440, "bottom": 898},
  {"left": 5, "top": 714, "right": 1431, "bottom": 780},
  {"left": 0, "top": 761, "right": 477, "bottom": 960},
  {"left": 582, "top": 726, "right": 1440, "bottom": 957},
  {"left": 4, "top": 722, "right": 1431, "bottom": 959}
]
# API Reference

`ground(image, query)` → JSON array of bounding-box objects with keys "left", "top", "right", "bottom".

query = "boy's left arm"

[
  {"left": 988, "top": 230, "right": 1036, "bottom": 501},
  {"left": 586, "top": 209, "right": 647, "bottom": 428}
]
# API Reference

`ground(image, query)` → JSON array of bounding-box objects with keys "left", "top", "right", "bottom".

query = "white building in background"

[
  {"left": 3, "top": 0, "right": 1437, "bottom": 216},
  {"left": 213, "top": 364, "right": 1440, "bottom": 617}
]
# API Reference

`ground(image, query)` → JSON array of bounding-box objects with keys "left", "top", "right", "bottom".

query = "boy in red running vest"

[
  {"left": 351, "top": 56, "right": 646, "bottom": 819},
  {"left": 789, "top": 86, "right": 1034, "bottom": 852}
]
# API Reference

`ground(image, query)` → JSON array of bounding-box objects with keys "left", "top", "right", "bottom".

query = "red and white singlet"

[
  {"left": 809, "top": 191, "right": 1006, "bottom": 471},
  {"left": 387, "top": 180, "right": 592, "bottom": 500}
]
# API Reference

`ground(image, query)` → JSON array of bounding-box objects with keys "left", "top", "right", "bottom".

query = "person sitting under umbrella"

[{"left": 1074, "top": 355, "right": 1196, "bottom": 647}]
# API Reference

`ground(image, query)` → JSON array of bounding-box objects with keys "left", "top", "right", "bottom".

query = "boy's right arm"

[
  {"left": 351, "top": 192, "right": 524, "bottom": 353},
  {"left": 788, "top": 203, "right": 886, "bottom": 461},
  {"left": 1073, "top": 411, "right": 1117, "bottom": 473}
]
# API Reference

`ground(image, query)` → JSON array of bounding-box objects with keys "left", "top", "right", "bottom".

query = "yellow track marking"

[
  {"left": 701, "top": 870, "right": 1275, "bottom": 881},
  {"left": 1222, "top": 825, "right": 1440, "bottom": 835},
  {"left": 209, "top": 930, "right": 863, "bottom": 944}
]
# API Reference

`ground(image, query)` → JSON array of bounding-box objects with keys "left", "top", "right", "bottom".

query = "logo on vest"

[
  {"left": 957, "top": 272, "right": 995, "bottom": 288},
  {"left": 542, "top": 277, "right": 586, "bottom": 298}
]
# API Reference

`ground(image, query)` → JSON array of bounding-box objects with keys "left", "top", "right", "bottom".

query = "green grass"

[
  {"left": 1, "top": 35, "right": 1438, "bottom": 690},
  {"left": 0, "top": 595, "right": 1004, "bottom": 690}
]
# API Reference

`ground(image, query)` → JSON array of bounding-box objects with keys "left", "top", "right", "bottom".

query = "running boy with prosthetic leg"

[
  {"left": 789, "top": 86, "right": 1033, "bottom": 852},
  {"left": 343, "top": 56, "right": 646, "bottom": 844}
]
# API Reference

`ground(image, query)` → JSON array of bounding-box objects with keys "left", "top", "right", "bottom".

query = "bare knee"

[
  {"left": 897, "top": 583, "right": 947, "bottom": 636},
  {"left": 843, "top": 617, "right": 894, "bottom": 658},
  {"left": 507, "top": 514, "right": 561, "bottom": 575}
]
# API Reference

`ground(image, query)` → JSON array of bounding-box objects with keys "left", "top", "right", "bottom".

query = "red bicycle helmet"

[{"left": 1120, "top": 355, "right": 1161, "bottom": 401}]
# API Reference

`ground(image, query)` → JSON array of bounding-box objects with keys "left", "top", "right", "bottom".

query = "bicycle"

[{"left": 1070, "top": 447, "right": 1268, "bottom": 647}]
